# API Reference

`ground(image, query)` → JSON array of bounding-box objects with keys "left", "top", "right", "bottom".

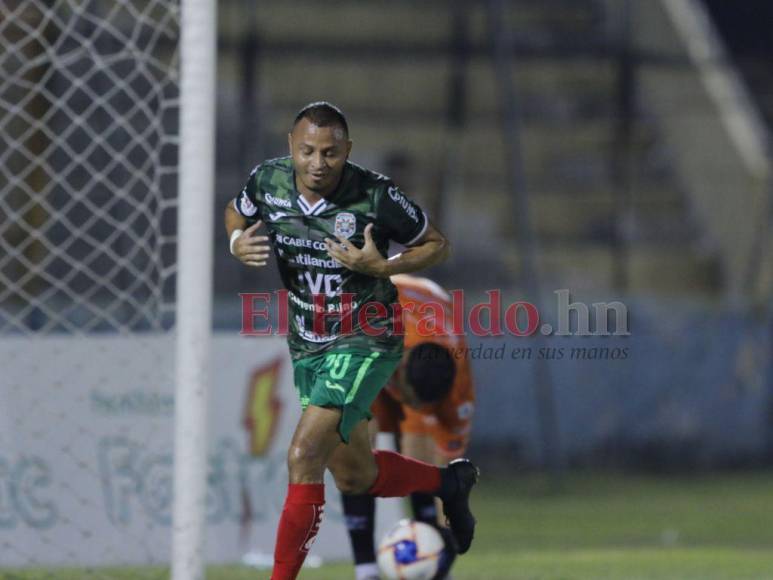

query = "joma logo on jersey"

[
  {"left": 334, "top": 212, "right": 356, "bottom": 239},
  {"left": 387, "top": 186, "right": 419, "bottom": 223},
  {"left": 264, "top": 193, "right": 292, "bottom": 208}
]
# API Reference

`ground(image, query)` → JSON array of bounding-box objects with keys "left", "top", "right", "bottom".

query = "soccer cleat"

[{"left": 438, "top": 458, "right": 479, "bottom": 554}]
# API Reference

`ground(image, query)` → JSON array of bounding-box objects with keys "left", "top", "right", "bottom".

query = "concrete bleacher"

[{"left": 214, "top": 0, "right": 720, "bottom": 300}]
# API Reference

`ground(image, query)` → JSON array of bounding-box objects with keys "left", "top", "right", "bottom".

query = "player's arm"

[
  {"left": 434, "top": 362, "right": 475, "bottom": 462},
  {"left": 326, "top": 182, "right": 449, "bottom": 277},
  {"left": 224, "top": 200, "right": 248, "bottom": 239},
  {"left": 400, "top": 432, "right": 438, "bottom": 465},
  {"left": 226, "top": 166, "right": 272, "bottom": 268},
  {"left": 224, "top": 203, "right": 270, "bottom": 268},
  {"left": 326, "top": 221, "right": 448, "bottom": 278},
  {"left": 381, "top": 222, "right": 449, "bottom": 276}
]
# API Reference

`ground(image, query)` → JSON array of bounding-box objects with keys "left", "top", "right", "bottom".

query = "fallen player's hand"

[
  {"left": 233, "top": 221, "right": 271, "bottom": 267},
  {"left": 432, "top": 526, "right": 458, "bottom": 580},
  {"left": 325, "top": 223, "right": 387, "bottom": 277}
]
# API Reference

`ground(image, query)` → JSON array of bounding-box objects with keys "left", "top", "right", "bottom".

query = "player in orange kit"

[{"left": 342, "top": 274, "right": 475, "bottom": 580}]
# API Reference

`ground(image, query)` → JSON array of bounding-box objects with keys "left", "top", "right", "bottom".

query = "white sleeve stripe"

[{"left": 405, "top": 211, "right": 429, "bottom": 246}]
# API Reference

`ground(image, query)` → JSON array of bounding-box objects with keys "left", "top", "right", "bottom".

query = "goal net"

[
  {"left": 0, "top": 0, "right": 179, "bottom": 333},
  {"left": 1, "top": 0, "right": 181, "bottom": 575}
]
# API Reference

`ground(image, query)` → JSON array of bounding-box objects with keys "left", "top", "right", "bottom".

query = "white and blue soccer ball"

[{"left": 377, "top": 519, "right": 444, "bottom": 580}]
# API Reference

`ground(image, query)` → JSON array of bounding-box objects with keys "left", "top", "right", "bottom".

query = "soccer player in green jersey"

[{"left": 224, "top": 102, "right": 478, "bottom": 579}]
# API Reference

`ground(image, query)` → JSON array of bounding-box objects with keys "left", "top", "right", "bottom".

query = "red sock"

[
  {"left": 368, "top": 450, "right": 442, "bottom": 497},
  {"left": 271, "top": 483, "right": 325, "bottom": 580}
]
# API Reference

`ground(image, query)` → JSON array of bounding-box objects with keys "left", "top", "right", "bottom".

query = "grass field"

[{"left": 4, "top": 472, "right": 773, "bottom": 580}]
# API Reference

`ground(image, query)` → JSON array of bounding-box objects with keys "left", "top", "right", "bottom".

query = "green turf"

[{"left": 4, "top": 472, "right": 773, "bottom": 580}]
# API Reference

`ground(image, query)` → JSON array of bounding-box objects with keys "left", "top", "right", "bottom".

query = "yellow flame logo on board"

[{"left": 242, "top": 358, "right": 283, "bottom": 456}]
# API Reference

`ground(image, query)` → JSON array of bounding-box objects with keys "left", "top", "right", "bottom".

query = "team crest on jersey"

[{"left": 334, "top": 212, "right": 356, "bottom": 239}]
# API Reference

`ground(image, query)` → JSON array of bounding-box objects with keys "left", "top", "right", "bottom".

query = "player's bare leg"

[
  {"left": 274, "top": 407, "right": 445, "bottom": 579},
  {"left": 273, "top": 410, "right": 478, "bottom": 579},
  {"left": 271, "top": 405, "right": 343, "bottom": 580},
  {"left": 327, "top": 419, "right": 379, "bottom": 493},
  {"left": 286, "top": 405, "right": 343, "bottom": 483},
  {"left": 330, "top": 419, "right": 442, "bottom": 499}
]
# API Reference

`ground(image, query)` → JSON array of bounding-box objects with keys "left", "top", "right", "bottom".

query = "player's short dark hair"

[
  {"left": 292, "top": 101, "right": 349, "bottom": 136},
  {"left": 406, "top": 342, "right": 456, "bottom": 404}
]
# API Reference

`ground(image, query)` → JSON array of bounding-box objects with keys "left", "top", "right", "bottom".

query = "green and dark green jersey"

[{"left": 233, "top": 156, "right": 429, "bottom": 360}]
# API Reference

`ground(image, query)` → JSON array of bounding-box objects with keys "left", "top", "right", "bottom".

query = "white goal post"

[{"left": 171, "top": 1, "right": 217, "bottom": 580}]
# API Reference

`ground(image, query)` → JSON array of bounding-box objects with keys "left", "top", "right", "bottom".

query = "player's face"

[{"left": 288, "top": 118, "right": 352, "bottom": 197}]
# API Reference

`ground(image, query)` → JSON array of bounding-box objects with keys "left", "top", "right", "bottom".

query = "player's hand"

[
  {"left": 233, "top": 221, "right": 271, "bottom": 267},
  {"left": 432, "top": 526, "right": 458, "bottom": 580},
  {"left": 325, "top": 223, "right": 387, "bottom": 277}
]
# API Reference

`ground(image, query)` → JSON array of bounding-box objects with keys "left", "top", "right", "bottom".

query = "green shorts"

[{"left": 292, "top": 348, "right": 402, "bottom": 443}]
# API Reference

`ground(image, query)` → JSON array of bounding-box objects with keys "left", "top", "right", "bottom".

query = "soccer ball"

[{"left": 377, "top": 519, "right": 444, "bottom": 580}]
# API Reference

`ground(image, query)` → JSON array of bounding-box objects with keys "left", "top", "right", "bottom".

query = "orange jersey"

[{"left": 372, "top": 274, "right": 475, "bottom": 459}]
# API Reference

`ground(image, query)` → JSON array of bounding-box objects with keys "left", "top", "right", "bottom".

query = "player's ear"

[
  {"left": 345, "top": 139, "right": 352, "bottom": 158},
  {"left": 287, "top": 133, "right": 293, "bottom": 155}
]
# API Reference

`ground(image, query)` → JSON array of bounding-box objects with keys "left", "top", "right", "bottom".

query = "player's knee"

[
  {"left": 286, "top": 439, "right": 326, "bottom": 483},
  {"left": 333, "top": 473, "right": 370, "bottom": 495},
  {"left": 331, "top": 462, "right": 377, "bottom": 494}
]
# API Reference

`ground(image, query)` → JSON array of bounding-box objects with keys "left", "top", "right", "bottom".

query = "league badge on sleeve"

[
  {"left": 240, "top": 192, "right": 258, "bottom": 217},
  {"left": 334, "top": 212, "right": 356, "bottom": 239}
]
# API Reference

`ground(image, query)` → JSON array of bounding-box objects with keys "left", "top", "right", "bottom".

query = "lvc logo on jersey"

[
  {"left": 334, "top": 212, "right": 357, "bottom": 239},
  {"left": 242, "top": 358, "right": 283, "bottom": 456}
]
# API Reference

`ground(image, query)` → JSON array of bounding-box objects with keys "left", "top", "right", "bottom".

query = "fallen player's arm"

[{"left": 400, "top": 432, "right": 438, "bottom": 465}]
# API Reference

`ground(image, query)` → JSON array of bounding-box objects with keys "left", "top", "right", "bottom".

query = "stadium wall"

[
  {"left": 469, "top": 298, "right": 771, "bottom": 469},
  {"left": 0, "top": 335, "right": 401, "bottom": 567}
]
